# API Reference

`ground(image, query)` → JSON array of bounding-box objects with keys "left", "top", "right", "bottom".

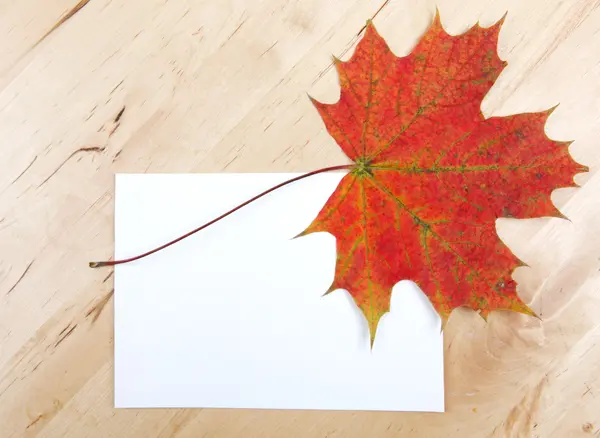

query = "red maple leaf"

[
  {"left": 301, "top": 12, "right": 586, "bottom": 344},
  {"left": 90, "top": 11, "right": 586, "bottom": 349}
]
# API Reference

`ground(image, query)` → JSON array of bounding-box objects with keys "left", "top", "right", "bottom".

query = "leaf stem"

[{"left": 89, "top": 164, "right": 353, "bottom": 268}]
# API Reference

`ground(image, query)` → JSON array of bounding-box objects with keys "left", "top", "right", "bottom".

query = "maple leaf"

[{"left": 302, "top": 12, "right": 586, "bottom": 345}]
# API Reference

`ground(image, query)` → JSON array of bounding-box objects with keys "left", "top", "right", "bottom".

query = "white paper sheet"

[{"left": 114, "top": 173, "right": 444, "bottom": 411}]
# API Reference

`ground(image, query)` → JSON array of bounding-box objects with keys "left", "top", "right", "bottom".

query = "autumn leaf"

[
  {"left": 302, "top": 11, "right": 586, "bottom": 344},
  {"left": 88, "top": 10, "right": 586, "bottom": 350}
]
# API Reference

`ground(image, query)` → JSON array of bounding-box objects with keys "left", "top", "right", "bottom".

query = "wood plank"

[{"left": 1, "top": 0, "right": 600, "bottom": 436}]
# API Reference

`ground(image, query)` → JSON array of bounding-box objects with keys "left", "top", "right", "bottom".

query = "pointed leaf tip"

[
  {"left": 481, "top": 11, "right": 508, "bottom": 31},
  {"left": 514, "top": 301, "right": 538, "bottom": 319},
  {"left": 515, "top": 257, "right": 530, "bottom": 268},
  {"left": 291, "top": 227, "right": 310, "bottom": 240},
  {"left": 368, "top": 319, "right": 378, "bottom": 349},
  {"left": 478, "top": 309, "right": 488, "bottom": 322},
  {"left": 545, "top": 103, "right": 560, "bottom": 116},
  {"left": 552, "top": 208, "right": 569, "bottom": 221},
  {"left": 323, "top": 281, "right": 337, "bottom": 297},
  {"left": 432, "top": 7, "right": 442, "bottom": 25},
  {"left": 306, "top": 93, "right": 321, "bottom": 107},
  {"left": 497, "top": 10, "right": 509, "bottom": 26},
  {"left": 440, "top": 317, "right": 447, "bottom": 334},
  {"left": 363, "top": 18, "right": 377, "bottom": 37},
  {"left": 365, "top": 309, "right": 386, "bottom": 350}
]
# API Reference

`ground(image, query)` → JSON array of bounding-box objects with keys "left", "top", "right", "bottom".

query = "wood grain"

[{"left": 1, "top": 0, "right": 599, "bottom": 436}]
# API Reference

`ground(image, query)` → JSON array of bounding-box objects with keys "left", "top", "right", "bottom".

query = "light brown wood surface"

[{"left": 1, "top": 0, "right": 600, "bottom": 436}]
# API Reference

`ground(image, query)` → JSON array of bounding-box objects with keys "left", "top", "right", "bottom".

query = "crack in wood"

[
  {"left": 26, "top": 414, "right": 43, "bottom": 430},
  {"left": 85, "top": 289, "right": 114, "bottom": 323},
  {"left": 10, "top": 156, "right": 38, "bottom": 185},
  {"left": 109, "top": 80, "right": 124, "bottom": 96},
  {"left": 113, "top": 106, "right": 126, "bottom": 123},
  {"left": 102, "top": 271, "right": 114, "bottom": 284},
  {"left": 112, "top": 149, "right": 123, "bottom": 162},
  {"left": 357, "top": 0, "right": 391, "bottom": 36},
  {"left": 32, "top": 0, "right": 93, "bottom": 50},
  {"left": 5, "top": 260, "right": 35, "bottom": 296},
  {"left": 221, "top": 16, "right": 248, "bottom": 48},
  {"left": 38, "top": 146, "right": 106, "bottom": 188},
  {"left": 54, "top": 324, "right": 77, "bottom": 347},
  {"left": 258, "top": 41, "right": 278, "bottom": 58},
  {"left": 312, "top": 0, "right": 392, "bottom": 87}
]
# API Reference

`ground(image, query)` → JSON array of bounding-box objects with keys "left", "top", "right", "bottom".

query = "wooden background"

[{"left": 1, "top": 0, "right": 600, "bottom": 436}]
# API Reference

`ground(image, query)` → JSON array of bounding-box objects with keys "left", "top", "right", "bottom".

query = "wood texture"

[{"left": 1, "top": 0, "right": 599, "bottom": 436}]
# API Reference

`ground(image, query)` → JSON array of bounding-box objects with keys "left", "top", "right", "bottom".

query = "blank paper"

[{"left": 114, "top": 173, "right": 444, "bottom": 412}]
